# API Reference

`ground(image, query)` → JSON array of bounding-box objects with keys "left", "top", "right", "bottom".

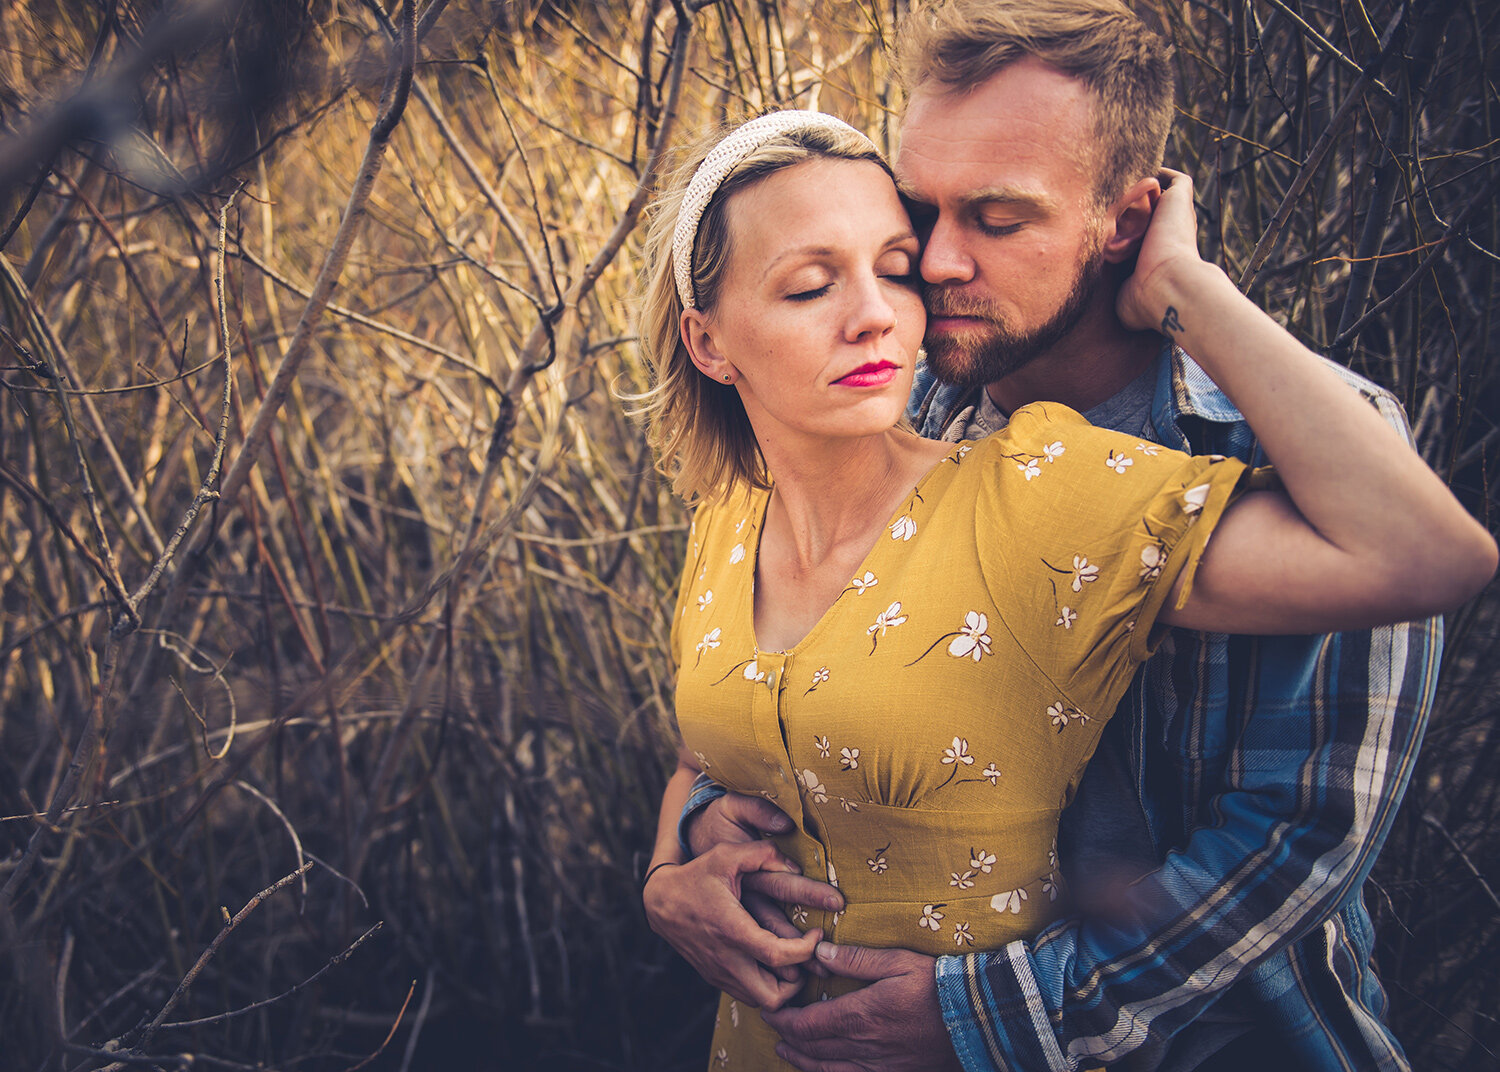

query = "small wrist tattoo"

[{"left": 1160, "top": 306, "right": 1183, "bottom": 334}]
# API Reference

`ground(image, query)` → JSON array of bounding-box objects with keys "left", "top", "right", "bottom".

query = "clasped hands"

[{"left": 642, "top": 792, "right": 959, "bottom": 1072}]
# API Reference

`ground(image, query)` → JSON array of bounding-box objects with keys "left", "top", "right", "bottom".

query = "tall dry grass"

[{"left": 0, "top": 1, "right": 1494, "bottom": 1068}]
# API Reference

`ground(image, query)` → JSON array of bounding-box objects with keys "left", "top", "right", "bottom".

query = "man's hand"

[
  {"left": 687, "top": 791, "right": 844, "bottom": 911},
  {"left": 761, "top": 942, "right": 961, "bottom": 1072},
  {"left": 686, "top": 790, "right": 792, "bottom": 853},
  {"left": 644, "top": 840, "right": 823, "bottom": 1010},
  {"left": 1116, "top": 169, "right": 1223, "bottom": 335}
]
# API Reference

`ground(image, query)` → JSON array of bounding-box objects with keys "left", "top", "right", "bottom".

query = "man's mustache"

[{"left": 923, "top": 287, "right": 999, "bottom": 320}]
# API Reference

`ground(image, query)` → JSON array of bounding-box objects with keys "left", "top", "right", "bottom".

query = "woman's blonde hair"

[{"left": 632, "top": 118, "right": 892, "bottom": 504}]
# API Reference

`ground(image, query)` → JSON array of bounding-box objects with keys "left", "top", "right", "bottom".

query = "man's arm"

[
  {"left": 935, "top": 615, "right": 1439, "bottom": 1071},
  {"left": 768, "top": 618, "right": 1438, "bottom": 1072}
]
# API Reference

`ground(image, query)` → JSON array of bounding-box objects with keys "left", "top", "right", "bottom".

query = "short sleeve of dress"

[{"left": 972, "top": 401, "right": 1258, "bottom": 704}]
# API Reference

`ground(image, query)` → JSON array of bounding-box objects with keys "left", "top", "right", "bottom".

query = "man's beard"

[{"left": 923, "top": 244, "right": 1106, "bottom": 389}]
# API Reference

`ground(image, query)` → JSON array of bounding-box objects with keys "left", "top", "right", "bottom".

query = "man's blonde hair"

[
  {"left": 897, "top": 0, "right": 1174, "bottom": 204},
  {"left": 633, "top": 120, "right": 892, "bottom": 503}
]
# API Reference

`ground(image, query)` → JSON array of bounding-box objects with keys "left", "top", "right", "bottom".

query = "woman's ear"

[
  {"left": 1101, "top": 176, "right": 1162, "bottom": 264},
  {"left": 681, "top": 308, "right": 736, "bottom": 384}
]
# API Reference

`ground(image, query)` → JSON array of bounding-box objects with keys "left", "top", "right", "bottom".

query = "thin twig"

[
  {"left": 203, "top": 0, "right": 418, "bottom": 529},
  {"left": 111, "top": 860, "right": 317, "bottom": 1060},
  {"left": 342, "top": 979, "right": 416, "bottom": 1072},
  {"left": 158, "top": 922, "right": 383, "bottom": 1029},
  {"left": 115, "top": 195, "right": 238, "bottom": 633}
]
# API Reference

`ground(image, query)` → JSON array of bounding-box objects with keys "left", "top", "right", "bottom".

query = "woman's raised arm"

[{"left": 1122, "top": 173, "right": 1497, "bottom": 634}]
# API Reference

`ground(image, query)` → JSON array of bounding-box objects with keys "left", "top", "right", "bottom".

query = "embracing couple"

[{"left": 634, "top": 2, "right": 1495, "bottom": 1071}]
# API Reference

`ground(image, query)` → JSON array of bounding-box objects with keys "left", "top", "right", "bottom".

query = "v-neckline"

[{"left": 747, "top": 441, "right": 970, "bottom": 656}]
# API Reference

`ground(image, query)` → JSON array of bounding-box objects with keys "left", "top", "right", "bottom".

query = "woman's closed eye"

[
  {"left": 786, "top": 283, "right": 833, "bottom": 302},
  {"left": 878, "top": 250, "right": 920, "bottom": 287}
]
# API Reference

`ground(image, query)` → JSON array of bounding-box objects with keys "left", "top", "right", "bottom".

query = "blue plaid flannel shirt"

[{"left": 682, "top": 345, "right": 1439, "bottom": 1071}]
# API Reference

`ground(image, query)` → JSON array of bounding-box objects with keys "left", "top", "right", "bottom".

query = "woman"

[{"left": 634, "top": 111, "right": 1493, "bottom": 1070}]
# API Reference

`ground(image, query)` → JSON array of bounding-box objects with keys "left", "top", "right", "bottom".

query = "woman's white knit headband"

[{"left": 671, "top": 110, "right": 878, "bottom": 310}]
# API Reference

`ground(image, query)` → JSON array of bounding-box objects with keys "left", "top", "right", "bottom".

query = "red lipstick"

[{"left": 835, "top": 361, "right": 899, "bottom": 388}]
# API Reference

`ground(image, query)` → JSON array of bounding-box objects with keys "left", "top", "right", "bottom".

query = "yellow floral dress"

[{"left": 670, "top": 403, "right": 1254, "bottom": 1071}]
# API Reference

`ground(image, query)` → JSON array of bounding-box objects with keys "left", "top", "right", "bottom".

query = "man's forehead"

[{"left": 895, "top": 72, "right": 1098, "bottom": 204}]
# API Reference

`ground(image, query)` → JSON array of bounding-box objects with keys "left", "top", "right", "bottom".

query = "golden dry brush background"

[{"left": 0, "top": 1, "right": 1495, "bottom": 1068}]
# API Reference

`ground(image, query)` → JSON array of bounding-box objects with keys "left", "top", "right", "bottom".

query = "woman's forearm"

[
  {"left": 1148, "top": 258, "right": 1495, "bottom": 623},
  {"left": 650, "top": 756, "right": 700, "bottom": 870}
]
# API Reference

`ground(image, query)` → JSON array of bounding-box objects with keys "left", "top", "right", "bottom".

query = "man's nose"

[{"left": 920, "top": 216, "right": 975, "bottom": 285}]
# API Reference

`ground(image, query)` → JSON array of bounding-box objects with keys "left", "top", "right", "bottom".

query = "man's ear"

[
  {"left": 1101, "top": 176, "right": 1162, "bottom": 264},
  {"left": 681, "top": 308, "right": 736, "bottom": 383}
]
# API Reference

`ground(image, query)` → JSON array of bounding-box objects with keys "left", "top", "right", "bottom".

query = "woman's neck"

[{"left": 759, "top": 428, "right": 944, "bottom": 572}]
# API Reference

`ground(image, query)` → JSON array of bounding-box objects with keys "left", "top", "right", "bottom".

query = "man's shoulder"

[{"left": 1174, "top": 347, "right": 1413, "bottom": 445}]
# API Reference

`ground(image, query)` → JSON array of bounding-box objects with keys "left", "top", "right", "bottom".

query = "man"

[{"left": 672, "top": 2, "right": 1438, "bottom": 1069}]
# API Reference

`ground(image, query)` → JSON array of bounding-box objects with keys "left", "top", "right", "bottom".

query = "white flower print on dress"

[
  {"left": 729, "top": 542, "right": 746, "bottom": 564},
  {"left": 694, "top": 628, "right": 722, "bottom": 666},
  {"left": 1047, "top": 701, "right": 1092, "bottom": 732},
  {"left": 840, "top": 747, "right": 860, "bottom": 771},
  {"left": 1017, "top": 458, "right": 1041, "bottom": 481},
  {"left": 970, "top": 848, "right": 996, "bottom": 874},
  {"left": 867, "top": 601, "right": 908, "bottom": 653},
  {"left": 1139, "top": 544, "right": 1166, "bottom": 581},
  {"left": 868, "top": 844, "right": 890, "bottom": 873},
  {"left": 806, "top": 666, "right": 830, "bottom": 695},
  {"left": 742, "top": 659, "right": 766, "bottom": 684},
  {"left": 839, "top": 797, "right": 860, "bottom": 812},
  {"left": 693, "top": 750, "right": 712, "bottom": 771},
  {"left": 991, "top": 887, "right": 1029, "bottom": 914},
  {"left": 799, "top": 769, "right": 828, "bottom": 804},
  {"left": 941, "top": 737, "right": 975, "bottom": 766},
  {"left": 715, "top": 1048, "right": 728, "bottom": 1068},
  {"left": 696, "top": 590, "right": 714, "bottom": 611},
  {"left": 982, "top": 763, "right": 1002, "bottom": 786},
  {"left": 850, "top": 571, "right": 878, "bottom": 595},
  {"left": 791, "top": 904, "right": 809, "bottom": 926},
  {"left": 1136, "top": 442, "right": 1160, "bottom": 456},
  {"left": 1043, "top": 440, "right": 1066, "bottom": 463},
  {"left": 907, "top": 611, "right": 998, "bottom": 668},
  {"left": 1055, "top": 606, "right": 1077, "bottom": 629},
  {"left": 953, "top": 444, "right": 972, "bottom": 462},
  {"left": 954, "top": 922, "right": 974, "bottom": 947},
  {"left": 918, "top": 904, "right": 946, "bottom": 931},
  {"left": 1042, "top": 874, "right": 1059, "bottom": 902},
  {"left": 814, "top": 735, "right": 830, "bottom": 758},
  {"left": 1105, "top": 450, "right": 1134, "bottom": 474},
  {"left": 730, "top": 1000, "right": 739, "bottom": 1027},
  {"left": 1070, "top": 555, "right": 1100, "bottom": 592},
  {"left": 950, "top": 869, "right": 977, "bottom": 890},
  {"left": 1183, "top": 482, "right": 1211, "bottom": 515},
  {"left": 826, "top": 860, "right": 838, "bottom": 888},
  {"left": 947, "top": 611, "right": 993, "bottom": 662},
  {"left": 890, "top": 515, "right": 917, "bottom": 542}
]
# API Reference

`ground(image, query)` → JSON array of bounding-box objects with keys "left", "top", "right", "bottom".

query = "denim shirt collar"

[{"left": 913, "top": 337, "right": 1254, "bottom": 458}]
